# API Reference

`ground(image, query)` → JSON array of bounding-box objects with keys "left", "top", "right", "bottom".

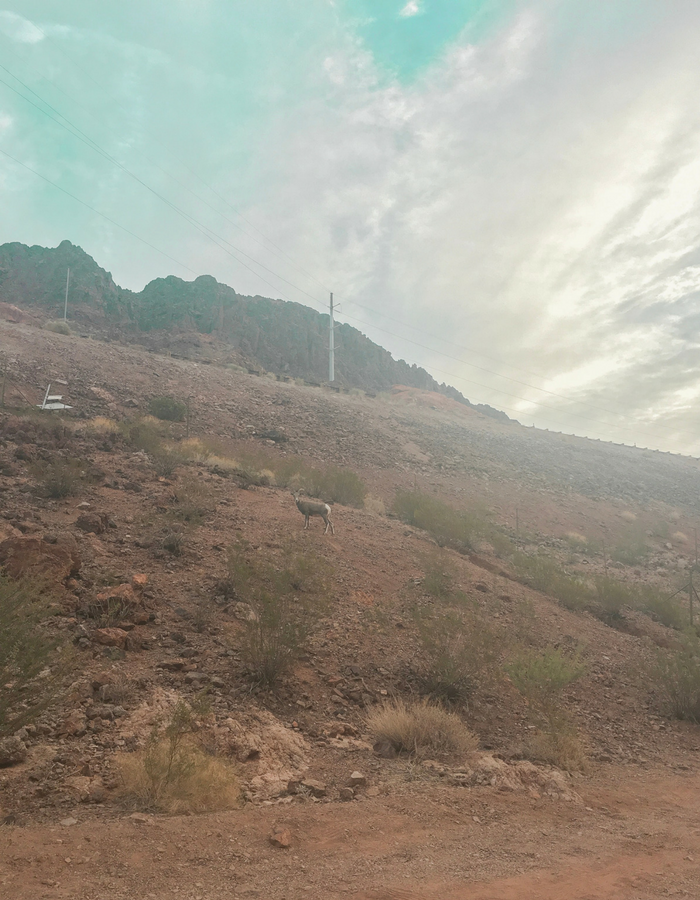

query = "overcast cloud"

[{"left": 1, "top": 1, "right": 700, "bottom": 453}]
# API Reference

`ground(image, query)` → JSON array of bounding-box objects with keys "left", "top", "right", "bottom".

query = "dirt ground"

[{"left": 2, "top": 765, "right": 700, "bottom": 899}]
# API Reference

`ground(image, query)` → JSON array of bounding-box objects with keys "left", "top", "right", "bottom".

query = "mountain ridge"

[{"left": 0, "top": 239, "right": 510, "bottom": 422}]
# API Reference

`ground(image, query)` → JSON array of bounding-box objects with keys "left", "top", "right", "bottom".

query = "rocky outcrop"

[{"left": 0, "top": 533, "right": 81, "bottom": 583}]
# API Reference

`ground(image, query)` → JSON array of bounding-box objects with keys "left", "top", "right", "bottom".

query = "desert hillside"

[{"left": 1, "top": 316, "right": 700, "bottom": 899}]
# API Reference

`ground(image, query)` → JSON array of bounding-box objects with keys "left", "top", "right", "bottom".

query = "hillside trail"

[{"left": 2, "top": 765, "right": 699, "bottom": 899}]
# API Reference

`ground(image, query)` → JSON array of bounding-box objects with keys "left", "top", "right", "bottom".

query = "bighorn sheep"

[{"left": 293, "top": 491, "right": 335, "bottom": 535}]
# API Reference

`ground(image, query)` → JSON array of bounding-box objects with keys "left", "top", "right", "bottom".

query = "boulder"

[
  {"left": 76, "top": 513, "right": 109, "bottom": 535},
  {"left": 0, "top": 534, "right": 80, "bottom": 583},
  {"left": 91, "top": 628, "right": 129, "bottom": 650},
  {"left": 0, "top": 736, "right": 28, "bottom": 767}
]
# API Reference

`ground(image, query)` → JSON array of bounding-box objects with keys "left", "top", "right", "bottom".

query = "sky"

[{"left": 2, "top": 1, "right": 700, "bottom": 454}]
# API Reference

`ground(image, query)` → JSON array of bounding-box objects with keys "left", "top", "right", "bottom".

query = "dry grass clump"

[
  {"left": 87, "top": 416, "right": 120, "bottom": 434},
  {"left": 364, "top": 495, "right": 386, "bottom": 516},
  {"left": 525, "top": 725, "right": 587, "bottom": 772},
  {"left": 116, "top": 700, "right": 240, "bottom": 814},
  {"left": 366, "top": 699, "right": 478, "bottom": 758}
]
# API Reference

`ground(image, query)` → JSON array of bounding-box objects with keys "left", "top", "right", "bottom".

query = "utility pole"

[
  {"left": 63, "top": 267, "right": 70, "bottom": 322},
  {"left": 329, "top": 292, "right": 335, "bottom": 383}
]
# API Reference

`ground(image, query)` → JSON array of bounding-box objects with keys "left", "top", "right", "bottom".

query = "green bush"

[
  {"left": 0, "top": 577, "right": 62, "bottom": 733},
  {"left": 506, "top": 646, "right": 586, "bottom": 771},
  {"left": 507, "top": 647, "right": 586, "bottom": 708},
  {"left": 594, "top": 576, "right": 633, "bottom": 621},
  {"left": 149, "top": 396, "right": 187, "bottom": 422},
  {"left": 611, "top": 529, "right": 649, "bottom": 566},
  {"left": 32, "top": 457, "right": 84, "bottom": 499},
  {"left": 393, "top": 490, "right": 483, "bottom": 551},
  {"left": 655, "top": 639, "right": 700, "bottom": 722},
  {"left": 227, "top": 544, "right": 331, "bottom": 686},
  {"left": 44, "top": 320, "right": 71, "bottom": 335},
  {"left": 638, "top": 585, "right": 686, "bottom": 630},
  {"left": 510, "top": 553, "right": 592, "bottom": 612},
  {"left": 415, "top": 606, "right": 499, "bottom": 703}
]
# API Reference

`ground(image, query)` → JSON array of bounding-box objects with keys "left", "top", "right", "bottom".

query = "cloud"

[
  {"left": 399, "top": 1, "right": 423, "bottom": 17},
  {"left": 0, "top": 11, "right": 44, "bottom": 43}
]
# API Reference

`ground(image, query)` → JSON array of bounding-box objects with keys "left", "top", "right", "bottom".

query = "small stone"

[
  {"left": 339, "top": 787, "right": 355, "bottom": 802},
  {"left": 348, "top": 771, "right": 367, "bottom": 788},
  {"left": 365, "top": 786, "right": 380, "bottom": 798},
  {"left": 60, "top": 817, "right": 78, "bottom": 827},
  {"left": 301, "top": 779, "right": 326, "bottom": 797},
  {"left": 269, "top": 828, "right": 291, "bottom": 848},
  {"left": 373, "top": 739, "right": 397, "bottom": 759}
]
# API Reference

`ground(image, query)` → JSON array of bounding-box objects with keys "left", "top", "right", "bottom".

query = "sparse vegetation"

[
  {"left": 594, "top": 576, "right": 633, "bottom": 621},
  {"left": 506, "top": 647, "right": 586, "bottom": 771},
  {"left": 655, "top": 638, "right": 700, "bottom": 722},
  {"left": 227, "top": 543, "right": 332, "bottom": 685},
  {"left": 366, "top": 699, "right": 478, "bottom": 758},
  {"left": 415, "top": 606, "right": 499, "bottom": 703},
  {"left": 44, "top": 320, "right": 71, "bottom": 335},
  {"left": 510, "top": 552, "right": 592, "bottom": 612},
  {"left": 117, "top": 699, "right": 239, "bottom": 813},
  {"left": 163, "top": 531, "right": 185, "bottom": 556},
  {"left": 0, "top": 577, "right": 63, "bottom": 733},
  {"left": 32, "top": 457, "right": 85, "bottom": 499},
  {"left": 393, "top": 489, "right": 484, "bottom": 552},
  {"left": 148, "top": 396, "right": 187, "bottom": 422},
  {"left": 171, "top": 475, "right": 212, "bottom": 525}
]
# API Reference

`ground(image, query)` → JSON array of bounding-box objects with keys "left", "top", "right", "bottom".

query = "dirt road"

[{"left": 2, "top": 766, "right": 699, "bottom": 900}]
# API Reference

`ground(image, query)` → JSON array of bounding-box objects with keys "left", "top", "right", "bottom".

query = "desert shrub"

[
  {"left": 419, "top": 550, "right": 456, "bottom": 600},
  {"left": 364, "top": 495, "right": 386, "bottom": 516},
  {"left": 227, "top": 544, "right": 331, "bottom": 685},
  {"left": 507, "top": 647, "right": 585, "bottom": 705},
  {"left": 44, "top": 320, "right": 71, "bottom": 335},
  {"left": 415, "top": 606, "right": 499, "bottom": 703},
  {"left": 506, "top": 647, "right": 586, "bottom": 770},
  {"left": 178, "top": 438, "right": 212, "bottom": 462},
  {"left": 126, "top": 418, "right": 165, "bottom": 454},
  {"left": 638, "top": 585, "right": 686, "bottom": 630},
  {"left": 655, "top": 639, "right": 700, "bottom": 722},
  {"left": 611, "top": 528, "right": 649, "bottom": 566},
  {"left": 87, "top": 416, "right": 120, "bottom": 434},
  {"left": 117, "top": 699, "right": 239, "bottom": 813},
  {"left": 366, "top": 699, "right": 478, "bottom": 758},
  {"left": 525, "top": 724, "right": 586, "bottom": 771},
  {"left": 308, "top": 465, "right": 366, "bottom": 507},
  {"left": 594, "top": 576, "right": 633, "bottom": 621},
  {"left": 163, "top": 531, "right": 184, "bottom": 556},
  {"left": 393, "top": 490, "right": 483, "bottom": 552},
  {"left": 152, "top": 447, "right": 184, "bottom": 478},
  {"left": 148, "top": 396, "right": 187, "bottom": 422},
  {"left": 32, "top": 457, "right": 84, "bottom": 498},
  {"left": 0, "top": 577, "right": 63, "bottom": 733},
  {"left": 171, "top": 475, "right": 212, "bottom": 525},
  {"left": 511, "top": 553, "right": 592, "bottom": 612}
]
